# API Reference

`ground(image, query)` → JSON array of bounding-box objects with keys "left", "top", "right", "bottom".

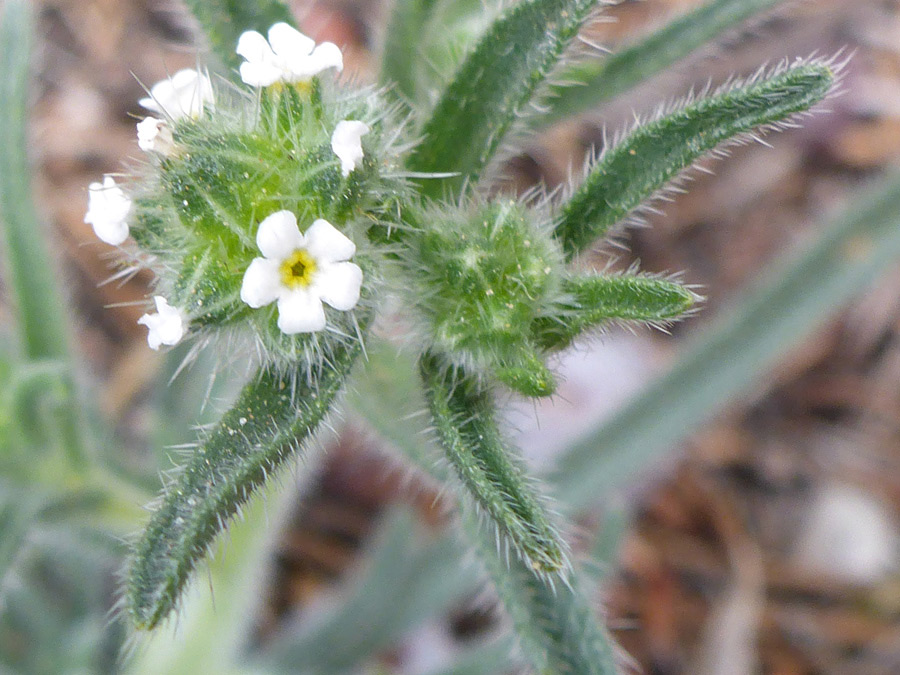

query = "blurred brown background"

[{"left": 24, "top": 0, "right": 900, "bottom": 673}]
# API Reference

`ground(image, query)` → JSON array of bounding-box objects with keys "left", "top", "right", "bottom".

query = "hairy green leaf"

[
  {"left": 556, "top": 62, "right": 834, "bottom": 259},
  {"left": 420, "top": 353, "right": 567, "bottom": 574},
  {"left": 556, "top": 169, "right": 900, "bottom": 508},
  {"left": 534, "top": 274, "right": 696, "bottom": 349},
  {"left": 380, "top": 0, "right": 440, "bottom": 104},
  {"left": 182, "top": 0, "right": 296, "bottom": 73},
  {"left": 408, "top": 0, "right": 598, "bottom": 198},
  {"left": 126, "top": 343, "right": 360, "bottom": 630},
  {"left": 462, "top": 504, "right": 618, "bottom": 675},
  {"left": 538, "top": 0, "right": 784, "bottom": 126}
]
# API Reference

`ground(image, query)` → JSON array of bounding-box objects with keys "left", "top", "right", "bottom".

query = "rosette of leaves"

[{"left": 113, "top": 0, "right": 838, "bottom": 667}]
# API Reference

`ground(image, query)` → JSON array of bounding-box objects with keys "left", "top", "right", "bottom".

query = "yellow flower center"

[{"left": 280, "top": 249, "right": 317, "bottom": 289}]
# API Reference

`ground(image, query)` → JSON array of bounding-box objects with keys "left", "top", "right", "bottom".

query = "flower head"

[
  {"left": 240, "top": 211, "right": 362, "bottom": 334},
  {"left": 137, "top": 117, "right": 174, "bottom": 154},
  {"left": 331, "top": 121, "right": 370, "bottom": 176},
  {"left": 139, "top": 69, "right": 213, "bottom": 119},
  {"left": 138, "top": 296, "right": 186, "bottom": 350},
  {"left": 84, "top": 175, "right": 131, "bottom": 245},
  {"left": 236, "top": 23, "right": 343, "bottom": 88}
]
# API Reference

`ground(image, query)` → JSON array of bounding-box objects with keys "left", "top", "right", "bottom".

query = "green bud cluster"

[{"left": 403, "top": 201, "right": 564, "bottom": 396}]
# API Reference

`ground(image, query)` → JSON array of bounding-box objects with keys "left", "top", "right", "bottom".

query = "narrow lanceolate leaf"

[
  {"left": 534, "top": 274, "right": 696, "bottom": 349},
  {"left": 420, "top": 353, "right": 567, "bottom": 574},
  {"left": 126, "top": 343, "right": 360, "bottom": 630},
  {"left": 182, "top": 0, "right": 295, "bottom": 73},
  {"left": 407, "top": 0, "right": 598, "bottom": 198},
  {"left": 555, "top": 170, "right": 900, "bottom": 510},
  {"left": 379, "top": 0, "right": 440, "bottom": 105},
  {"left": 556, "top": 62, "right": 834, "bottom": 259},
  {"left": 0, "top": 0, "right": 69, "bottom": 361},
  {"left": 537, "top": 0, "right": 784, "bottom": 127},
  {"left": 462, "top": 504, "right": 619, "bottom": 675}
]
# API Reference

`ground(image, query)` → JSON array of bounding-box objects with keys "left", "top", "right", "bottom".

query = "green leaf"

[
  {"left": 555, "top": 169, "right": 900, "bottom": 509},
  {"left": 125, "top": 342, "right": 361, "bottom": 630},
  {"left": 182, "top": 0, "right": 296, "bottom": 73},
  {"left": 556, "top": 61, "right": 834, "bottom": 259},
  {"left": 407, "top": 0, "right": 598, "bottom": 198},
  {"left": 260, "top": 509, "right": 474, "bottom": 674},
  {"left": 461, "top": 504, "right": 618, "bottom": 675},
  {"left": 380, "top": 0, "right": 440, "bottom": 104},
  {"left": 0, "top": 0, "right": 70, "bottom": 362},
  {"left": 420, "top": 353, "right": 567, "bottom": 574},
  {"left": 125, "top": 483, "right": 291, "bottom": 675},
  {"left": 537, "top": 0, "right": 784, "bottom": 126},
  {"left": 534, "top": 274, "right": 697, "bottom": 349}
]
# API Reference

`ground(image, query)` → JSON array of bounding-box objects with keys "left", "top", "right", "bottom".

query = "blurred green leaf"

[
  {"left": 556, "top": 169, "right": 900, "bottom": 508},
  {"left": 0, "top": 0, "right": 71, "bottom": 362},
  {"left": 537, "top": 0, "right": 784, "bottom": 127},
  {"left": 261, "top": 509, "right": 474, "bottom": 674}
]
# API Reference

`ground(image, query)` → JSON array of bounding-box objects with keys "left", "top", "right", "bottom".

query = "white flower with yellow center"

[
  {"left": 240, "top": 211, "right": 362, "bottom": 334},
  {"left": 236, "top": 23, "right": 343, "bottom": 88},
  {"left": 331, "top": 120, "right": 370, "bottom": 176},
  {"left": 138, "top": 296, "right": 186, "bottom": 350},
  {"left": 84, "top": 175, "right": 131, "bottom": 245},
  {"left": 139, "top": 68, "right": 213, "bottom": 119}
]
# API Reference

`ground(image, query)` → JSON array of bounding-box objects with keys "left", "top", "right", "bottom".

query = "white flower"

[
  {"left": 138, "top": 296, "right": 186, "bottom": 350},
  {"left": 331, "top": 121, "right": 370, "bottom": 176},
  {"left": 240, "top": 210, "right": 362, "bottom": 334},
  {"left": 84, "top": 175, "right": 131, "bottom": 245},
  {"left": 136, "top": 117, "right": 174, "bottom": 154},
  {"left": 139, "top": 68, "right": 213, "bottom": 119},
  {"left": 236, "top": 23, "right": 343, "bottom": 88}
]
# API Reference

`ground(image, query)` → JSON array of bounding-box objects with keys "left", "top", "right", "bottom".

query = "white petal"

[
  {"left": 137, "top": 297, "right": 185, "bottom": 350},
  {"left": 236, "top": 30, "right": 274, "bottom": 62},
  {"left": 256, "top": 210, "right": 305, "bottom": 260},
  {"left": 239, "top": 61, "right": 283, "bottom": 88},
  {"left": 305, "top": 219, "right": 355, "bottom": 263},
  {"left": 315, "top": 261, "right": 362, "bottom": 311},
  {"left": 330, "top": 120, "right": 369, "bottom": 176},
  {"left": 267, "top": 23, "right": 315, "bottom": 62},
  {"left": 296, "top": 41, "right": 343, "bottom": 79},
  {"left": 84, "top": 175, "right": 131, "bottom": 245},
  {"left": 240, "top": 257, "right": 282, "bottom": 308},
  {"left": 276, "top": 289, "right": 326, "bottom": 334},
  {"left": 136, "top": 117, "right": 174, "bottom": 154},
  {"left": 139, "top": 69, "right": 212, "bottom": 119}
]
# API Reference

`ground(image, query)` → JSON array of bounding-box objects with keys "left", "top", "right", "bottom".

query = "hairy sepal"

[
  {"left": 125, "top": 339, "right": 361, "bottom": 630},
  {"left": 556, "top": 60, "right": 837, "bottom": 258}
]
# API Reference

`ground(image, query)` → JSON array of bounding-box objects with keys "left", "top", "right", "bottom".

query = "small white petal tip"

[
  {"left": 137, "top": 296, "right": 186, "bottom": 350},
  {"left": 331, "top": 121, "right": 370, "bottom": 176},
  {"left": 84, "top": 175, "right": 131, "bottom": 245},
  {"left": 139, "top": 68, "right": 213, "bottom": 119},
  {"left": 136, "top": 117, "right": 174, "bottom": 154}
]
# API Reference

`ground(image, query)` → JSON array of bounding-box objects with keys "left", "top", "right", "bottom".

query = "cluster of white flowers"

[{"left": 86, "top": 24, "right": 367, "bottom": 350}]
